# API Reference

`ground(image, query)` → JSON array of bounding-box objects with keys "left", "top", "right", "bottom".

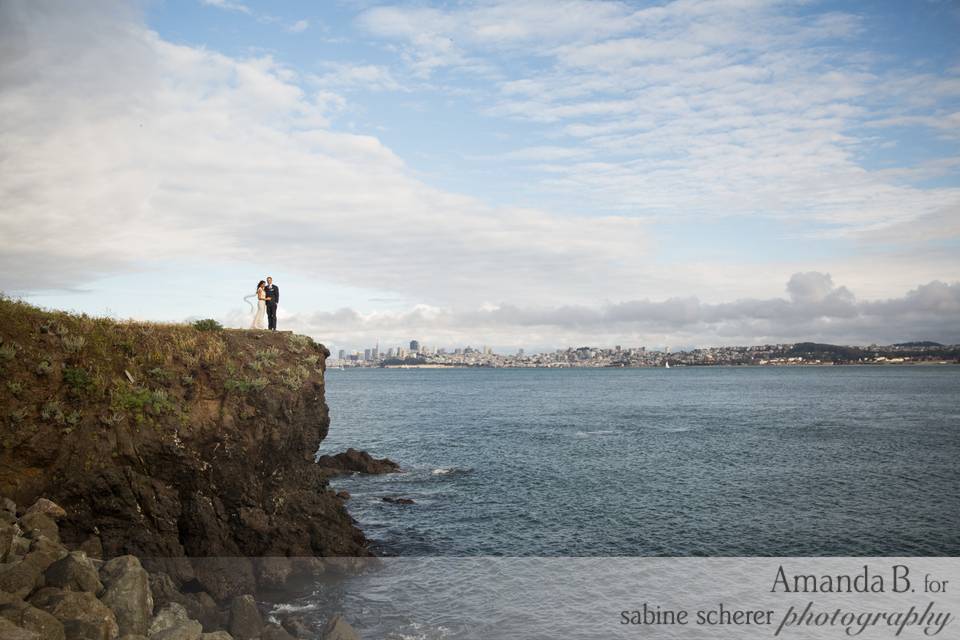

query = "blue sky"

[{"left": 2, "top": 0, "right": 959, "bottom": 351}]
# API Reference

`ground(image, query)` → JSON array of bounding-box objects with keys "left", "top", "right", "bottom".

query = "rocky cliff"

[{"left": 0, "top": 297, "right": 369, "bottom": 601}]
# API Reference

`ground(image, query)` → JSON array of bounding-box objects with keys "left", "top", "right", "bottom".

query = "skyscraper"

[{"left": 410, "top": 340, "right": 420, "bottom": 353}]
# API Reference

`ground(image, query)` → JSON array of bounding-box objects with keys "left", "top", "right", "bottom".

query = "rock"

[
  {"left": 261, "top": 622, "right": 295, "bottom": 640},
  {"left": 322, "top": 614, "right": 360, "bottom": 640},
  {"left": 192, "top": 558, "right": 255, "bottom": 603},
  {"left": 227, "top": 595, "right": 262, "bottom": 640},
  {"left": 26, "top": 535, "right": 69, "bottom": 571},
  {"left": 254, "top": 557, "right": 292, "bottom": 591},
  {"left": 316, "top": 448, "right": 400, "bottom": 475},
  {"left": 147, "top": 573, "right": 188, "bottom": 613},
  {"left": 24, "top": 498, "right": 67, "bottom": 521},
  {"left": 1, "top": 497, "right": 16, "bottom": 516},
  {"left": 0, "top": 598, "right": 65, "bottom": 640},
  {"left": 200, "top": 632, "right": 233, "bottom": 640},
  {"left": 7, "top": 535, "right": 32, "bottom": 562},
  {"left": 148, "top": 603, "right": 203, "bottom": 639},
  {"left": 79, "top": 536, "right": 104, "bottom": 560},
  {"left": 181, "top": 591, "right": 222, "bottom": 632},
  {"left": 100, "top": 556, "right": 153, "bottom": 636},
  {"left": 278, "top": 615, "right": 310, "bottom": 639},
  {"left": 0, "top": 617, "right": 41, "bottom": 640},
  {"left": 44, "top": 550, "right": 103, "bottom": 593},
  {"left": 120, "top": 636, "right": 149, "bottom": 640},
  {"left": 381, "top": 496, "right": 415, "bottom": 505},
  {"left": 334, "top": 491, "right": 350, "bottom": 501},
  {"left": 32, "top": 590, "right": 119, "bottom": 640},
  {"left": 0, "top": 559, "right": 44, "bottom": 598},
  {"left": 18, "top": 512, "right": 60, "bottom": 542}
]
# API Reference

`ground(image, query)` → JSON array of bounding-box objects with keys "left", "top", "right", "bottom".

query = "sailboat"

[{"left": 664, "top": 361, "right": 670, "bottom": 369}]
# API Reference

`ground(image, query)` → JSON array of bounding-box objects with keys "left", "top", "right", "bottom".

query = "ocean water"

[
  {"left": 318, "top": 366, "right": 960, "bottom": 557},
  {"left": 276, "top": 366, "right": 960, "bottom": 638}
]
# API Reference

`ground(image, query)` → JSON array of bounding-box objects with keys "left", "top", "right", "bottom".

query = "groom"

[{"left": 264, "top": 276, "right": 279, "bottom": 330}]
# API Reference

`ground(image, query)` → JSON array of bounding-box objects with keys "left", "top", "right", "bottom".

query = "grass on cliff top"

[{"left": 0, "top": 295, "right": 327, "bottom": 444}]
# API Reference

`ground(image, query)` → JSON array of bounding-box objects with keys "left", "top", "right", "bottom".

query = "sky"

[{"left": 1, "top": 0, "right": 959, "bottom": 353}]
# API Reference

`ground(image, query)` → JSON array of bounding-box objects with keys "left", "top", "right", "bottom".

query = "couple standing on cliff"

[{"left": 250, "top": 276, "right": 279, "bottom": 330}]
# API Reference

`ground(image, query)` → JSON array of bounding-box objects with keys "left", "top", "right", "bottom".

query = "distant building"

[
  {"left": 338, "top": 349, "right": 345, "bottom": 361},
  {"left": 410, "top": 340, "right": 420, "bottom": 353},
  {"left": 364, "top": 348, "right": 372, "bottom": 361}
]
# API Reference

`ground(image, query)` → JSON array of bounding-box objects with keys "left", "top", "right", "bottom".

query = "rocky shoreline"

[
  {"left": 1, "top": 495, "right": 365, "bottom": 639},
  {"left": 0, "top": 299, "right": 404, "bottom": 639}
]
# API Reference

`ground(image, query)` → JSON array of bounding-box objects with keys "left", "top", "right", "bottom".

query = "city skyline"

[{"left": 2, "top": 1, "right": 958, "bottom": 348}]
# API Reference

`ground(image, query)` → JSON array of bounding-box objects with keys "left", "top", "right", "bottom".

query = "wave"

[
  {"left": 431, "top": 467, "right": 472, "bottom": 477},
  {"left": 574, "top": 429, "right": 619, "bottom": 437}
]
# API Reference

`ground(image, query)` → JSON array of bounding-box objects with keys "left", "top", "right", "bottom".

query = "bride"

[{"left": 249, "top": 280, "right": 267, "bottom": 329}]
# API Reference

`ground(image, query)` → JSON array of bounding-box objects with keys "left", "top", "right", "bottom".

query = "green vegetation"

[
  {"left": 225, "top": 377, "right": 269, "bottom": 393},
  {"left": 61, "top": 334, "right": 86, "bottom": 354},
  {"left": 63, "top": 366, "right": 94, "bottom": 396},
  {"left": 36, "top": 360, "right": 53, "bottom": 376},
  {"left": 192, "top": 318, "right": 223, "bottom": 332},
  {"left": 41, "top": 399, "right": 65, "bottom": 424}
]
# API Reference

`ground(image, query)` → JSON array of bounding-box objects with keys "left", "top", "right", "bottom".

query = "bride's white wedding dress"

[{"left": 251, "top": 287, "right": 267, "bottom": 329}]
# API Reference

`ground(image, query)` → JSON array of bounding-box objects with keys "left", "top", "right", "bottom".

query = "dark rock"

[
  {"left": 181, "top": 590, "right": 223, "bottom": 632},
  {"left": 7, "top": 534, "right": 32, "bottom": 563},
  {"left": 228, "top": 594, "right": 262, "bottom": 640},
  {"left": 0, "top": 598, "right": 65, "bottom": 640},
  {"left": 334, "top": 490, "right": 350, "bottom": 501},
  {"left": 44, "top": 550, "right": 103, "bottom": 593},
  {"left": 199, "top": 632, "right": 232, "bottom": 640},
  {"left": 0, "top": 559, "right": 44, "bottom": 599},
  {"left": 382, "top": 496, "right": 415, "bottom": 505},
  {"left": 100, "top": 555, "right": 153, "bottom": 636},
  {"left": 278, "top": 614, "right": 311, "bottom": 639},
  {"left": 261, "top": 621, "right": 296, "bottom": 640},
  {"left": 0, "top": 617, "right": 40, "bottom": 640},
  {"left": 254, "top": 557, "right": 292, "bottom": 591},
  {"left": 317, "top": 448, "right": 400, "bottom": 476},
  {"left": 0, "top": 523, "right": 14, "bottom": 561},
  {"left": 31, "top": 590, "right": 119, "bottom": 640},
  {"left": 26, "top": 535, "right": 69, "bottom": 571},
  {"left": 148, "top": 573, "right": 188, "bottom": 614},
  {"left": 18, "top": 512, "right": 59, "bottom": 543},
  {"left": 192, "top": 558, "right": 256, "bottom": 603},
  {"left": 79, "top": 535, "right": 104, "bottom": 560},
  {"left": 1, "top": 497, "right": 16, "bottom": 516},
  {"left": 322, "top": 614, "right": 360, "bottom": 640}
]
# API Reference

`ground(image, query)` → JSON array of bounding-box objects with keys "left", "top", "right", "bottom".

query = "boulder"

[
  {"left": 7, "top": 535, "right": 32, "bottom": 562},
  {"left": 316, "top": 448, "right": 399, "bottom": 475},
  {"left": 261, "top": 622, "right": 295, "bottom": 640},
  {"left": 100, "top": 556, "right": 153, "bottom": 636},
  {"left": 147, "top": 573, "right": 188, "bottom": 613},
  {"left": 31, "top": 590, "right": 119, "bottom": 640},
  {"left": 1, "top": 497, "right": 16, "bottom": 516},
  {"left": 192, "top": 558, "right": 255, "bottom": 603},
  {"left": 0, "top": 617, "right": 41, "bottom": 640},
  {"left": 24, "top": 498, "right": 67, "bottom": 521},
  {"left": 182, "top": 590, "right": 223, "bottom": 632},
  {"left": 0, "top": 559, "right": 44, "bottom": 598},
  {"left": 200, "top": 633, "right": 233, "bottom": 640},
  {"left": 0, "top": 523, "right": 14, "bottom": 560},
  {"left": 44, "top": 551, "right": 103, "bottom": 593},
  {"left": 18, "top": 512, "right": 59, "bottom": 542},
  {"left": 227, "top": 595, "right": 262, "bottom": 640},
  {"left": 0, "top": 597, "right": 65, "bottom": 640},
  {"left": 79, "top": 536, "right": 104, "bottom": 560},
  {"left": 322, "top": 614, "right": 360, "bottom": 640},
  {"left": 381, "top": 496, "right": 415, "bottom": 505},
  {"left": 26, "top": 535, "right": 69, "bottom": 571},
  {"left": 278, "top": 615, "right": 310, "bottom": 639},
  {"left": 254, "top": 557, "right": 292, "bottom": 590},
  {"left": 147, "top": 603, "right": 202, "bottom": 640}
]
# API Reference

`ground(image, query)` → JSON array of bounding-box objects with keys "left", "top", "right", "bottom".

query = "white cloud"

[{"left": 289, "top": 19, "right": 309, "bottom": 33}]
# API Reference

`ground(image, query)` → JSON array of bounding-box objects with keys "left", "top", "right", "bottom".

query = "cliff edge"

[{"left": 0, "top": 297, "right": 368, "bottom": 596}]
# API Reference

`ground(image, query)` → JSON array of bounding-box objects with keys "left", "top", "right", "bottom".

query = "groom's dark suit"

[{"left": 265, "top": 284, "right": 279, "bottom": 330}]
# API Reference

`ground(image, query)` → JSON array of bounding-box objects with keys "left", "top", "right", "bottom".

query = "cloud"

[
  {"left": 359, "top": 0, "right": 960, "bottom": 232},
  {"left": 200, "top": 0, "right": 251, "bottom": 15},
  {"left": 288, "top": 19, "right": 309, "bottom": 33},
  {"left": 0, "top": 0, "right": 654, "bottom": 308},
  {"left": 235, "top": 274, "right": 960, "bottom": 351}
]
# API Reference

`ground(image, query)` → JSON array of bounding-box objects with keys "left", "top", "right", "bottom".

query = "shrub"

[
  {"left": 61, "top": 335, "right": 86, "bottom": 354},
  {"left": 10, "top": 408, "right": 28, "bottom": 425},
  {"left": 0, "top": 343, "right": 18, "bottom": 362},
  {"left": 63, "top": 367, "right": 93, "bottom": 394},
  {"left": 41, "top": 399, "right": 65, "bottom": 424},
  {"left": 36, "top": 361, "right": 53, "bottom": 376},
  {"left": 288, "top": 334, "right": 314, "bottom": 353},
  {"left": 6, "top": 380, "right": 23, "bottom": 396},
  {"left": 225, "top": 377, "right": 269, "bottom": 393},
  {"left": 281, "top": 365, "right": 310, "bottom": 390},
  {"left": 192, "top": 319, "right": 223, "bottom": 332}
]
